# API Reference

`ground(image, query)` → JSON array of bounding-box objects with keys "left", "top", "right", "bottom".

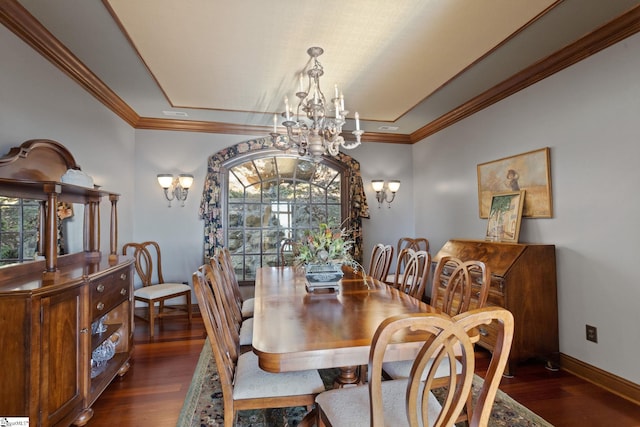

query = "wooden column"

[{"left": 109, "top": 194, "right": 119, "bottom": 263}]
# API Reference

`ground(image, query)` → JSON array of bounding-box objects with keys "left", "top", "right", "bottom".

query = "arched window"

[{"left": 199, "top": 137, "right": 370, "bottom": 283}]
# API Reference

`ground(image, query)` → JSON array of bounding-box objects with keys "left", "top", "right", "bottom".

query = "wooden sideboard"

[
  {"left": 0, "top": 140, "right": 133, "bottom": 426},
  {"left": 433, "top": 239, "right": 559, "bottom": 375}
]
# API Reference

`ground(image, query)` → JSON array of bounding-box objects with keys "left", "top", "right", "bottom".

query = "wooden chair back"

[
  {"left": 368, "top": 243, "right": 394, "bottom": 282},
  {"left": 192, "top": 265, "right": 239, "bottom": 418},
  {"left": 217, "top": 248, "right": 243, "bottom": 309},
  {"left": 391, "top": 248, "right": 431, "bottom": 300},
  {"left": 431, "top": 256, "right": 491, "bottom": 316},
  {"left": 122, "top": 241, "right": 166, "bottom": 287},
  {"left": 278, "top": 238, "right": 299, "bottom": 266},
  {"left": 367, "top": 307, "right": 514, "bottom": 427},
  {"left": 396, "top": 237, "right": 429, "bottom": 256},
  {"left": 207, "top": 258, "right": 243, "bottom": 338},
  {"left": 388, "top": 237, "right": 430, "bottom": 284}
]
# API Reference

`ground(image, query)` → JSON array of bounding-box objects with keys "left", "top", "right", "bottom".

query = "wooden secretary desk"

[
  {"left": 433, "top": 239, "right": 559, "bottom": 376},
  {"left": 0, "top": 140, "right": 133, "bottom": 426}
]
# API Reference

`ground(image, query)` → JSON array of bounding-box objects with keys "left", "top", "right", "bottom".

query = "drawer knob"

[
  {"left": 120, "top": 288, "right": 127, "bottom": 295},
  {"left": 96, "top": 302, "right": 105, "bottom": 311},
  {"left": 80, "top": 328, "right": 88, "bottom": 334},
  {"left": 120, "top": 273, "right": 127, "bottom": 281},
  {"left": 478, "top": 327, "right": 489, "bottom": 337},
  {"left": 96, "top": 284, "right": 105, "bottom": 293}
]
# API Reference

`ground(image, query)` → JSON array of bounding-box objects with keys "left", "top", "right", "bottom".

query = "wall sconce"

[
  {"left": 157, "top": 173, "right": 194, "bottom": 207},
  {"left": 371, "top": 179, "right": 401, "bottom": 208}
]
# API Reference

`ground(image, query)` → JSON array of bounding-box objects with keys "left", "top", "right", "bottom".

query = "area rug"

[{"left": 177, "top": 339, "right": 553, "bottom": 427}]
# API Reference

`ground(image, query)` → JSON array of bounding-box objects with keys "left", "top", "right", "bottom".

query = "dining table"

[{"left": 251, "top": 266, "right": 440, "bottom": 387}]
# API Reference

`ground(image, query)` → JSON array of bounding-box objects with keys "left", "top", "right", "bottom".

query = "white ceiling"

[{"left": 13, "top": 0, "right": 640, "bottom": 137}]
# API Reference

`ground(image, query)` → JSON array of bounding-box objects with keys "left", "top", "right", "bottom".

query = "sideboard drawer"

[
  {"left": 90, "top": 270, "right": 130, "bottom": 320},
  {"left": 476, "top": 320, "right": 500, "bottom": 352}
]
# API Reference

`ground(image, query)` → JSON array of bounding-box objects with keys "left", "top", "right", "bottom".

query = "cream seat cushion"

[
  {"left": 383, "top": 357, "right": 461, "bottom": 382},
  {"left": 233, "top": 351, "right": 325, "bottom": 399},
  {"left": 239, "top": 317, "right": 253, "bottom": 346},
  {"left": 241, "top": 297, "right": 254, "bottom": 318},
  {"left": 134, "top": 282, "right": 190, "bottom": 300},
  {"left": 316, "top": 378, "right": 443, "bottom": 427}
]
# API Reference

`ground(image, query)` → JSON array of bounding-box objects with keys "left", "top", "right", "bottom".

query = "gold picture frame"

[
  {"left": 485, "top": 191, "right": 525, "bottom": 243},
  {"left": 477, "top": 147, "right": 552, "bottom": 218}
]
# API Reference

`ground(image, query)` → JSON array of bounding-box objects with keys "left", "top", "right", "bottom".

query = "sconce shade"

[
  {"left": 157, "top": 174, "right": 174, "bottom": 189},
  {"left": 178, "top": 174, "right": 194, "bottom": 189},
  {"left": 388, "top": 180, "right": 401, "bottom": 192},
  {"left": 371, "top": 180, "right": 385, "bottom": 192}
]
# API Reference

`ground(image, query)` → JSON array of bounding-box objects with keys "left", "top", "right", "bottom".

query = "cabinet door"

[
  {"left": 0, "top": 296, "right": 30, "bottom": 415},
  {"left": 40, "top": 286, "right": 84, "bottom": 427}
]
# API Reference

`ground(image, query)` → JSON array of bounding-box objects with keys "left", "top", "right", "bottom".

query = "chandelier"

[{"left": 270, "top": 47, "right": 364, "bottom": 159}]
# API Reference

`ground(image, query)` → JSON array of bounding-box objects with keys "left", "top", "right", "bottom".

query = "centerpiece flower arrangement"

[
  {"left": 295, "top": 223, "right": 359, "bottom": 290},
  {"left": 295, "top": 222, "right": 354, "bottom": 267}
]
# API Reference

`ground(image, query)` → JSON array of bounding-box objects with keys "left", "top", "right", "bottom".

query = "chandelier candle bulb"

[
  {"left": 334, "top": 84, "right": 339, "bottom": 98},
  {"left": 284, "top": 97, "right": 290, "bottom": 120},
  {"left": 299, "top": 73, "right": 305, "bottom": 93},
  {"left": 355, "top": 112, "right": 360, "bottom": 131},
  {"left": 273, "top": 114, "right": 277, "bottom": 132},
  {"left": 340, "top": 93, "right": 345, "bottom": 110}
]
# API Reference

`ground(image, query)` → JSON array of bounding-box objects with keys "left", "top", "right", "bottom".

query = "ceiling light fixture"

[{"left": 270, "top": 47, "right": 363, "bottom": 160}]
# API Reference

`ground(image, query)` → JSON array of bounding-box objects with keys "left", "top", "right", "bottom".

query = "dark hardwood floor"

[{"left": 88, "top": 313, "right": 640, "bottom": 427}]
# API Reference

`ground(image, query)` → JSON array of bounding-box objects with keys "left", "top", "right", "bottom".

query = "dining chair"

[
  {"left": 218, "top": 247, "right": 254, "bottom": 318},
  {"left": 382, "top": 255, "right": 492, "bottom": 423},
  {"left": 385, "top": 237, "right": 430, "bottom": 284},
  {"left": 368, "top": 243, "right": 394, "bottom": 282},
  {"left": 205, "top": 259, "right": 254, "bottom": 347},
  {"left": 279, "top": 238, "right": 300, "bottom": 266},
  {"left": 430, "top": 256, "right": 491, "bottom": 316},
  {"left": 122, "top": 241, "right": 192, "bottom": 338},
  {"left": 193, "top": 266, "right": 325, "bottom": 427},
  {"left": 389, "top": 248, "right": 431, "bottom": 301},
  {"left": 315, "top": 307, "right": 514, "bottom": 427}
]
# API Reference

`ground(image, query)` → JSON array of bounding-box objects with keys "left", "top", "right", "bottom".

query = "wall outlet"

[{"left": 586, "top": 324, "right": 598, "bottom": 343}]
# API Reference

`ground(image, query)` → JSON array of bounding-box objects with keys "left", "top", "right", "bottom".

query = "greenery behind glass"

[
  {"left": 0, "top": 197, "right": 38, "bottom": 265},
  {"left": 226, "top": 156, "right": 343, "bottom": 281}
]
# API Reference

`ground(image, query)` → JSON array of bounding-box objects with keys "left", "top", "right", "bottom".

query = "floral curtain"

[{"left": 198, "top": 137, "right": 370, "bottom": 263}]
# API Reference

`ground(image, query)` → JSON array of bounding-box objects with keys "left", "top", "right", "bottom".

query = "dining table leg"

[{"left": 333, "top": 366, "right": 364, "bottom": 388}]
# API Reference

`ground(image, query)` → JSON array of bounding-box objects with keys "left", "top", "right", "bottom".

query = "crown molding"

[{"left": 411, "top": 4, "right": 640, "bottom": 143}]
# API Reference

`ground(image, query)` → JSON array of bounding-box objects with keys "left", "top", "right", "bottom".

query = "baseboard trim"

[{"left": 560, "top": 353, "right": 640, "bottom": 405}]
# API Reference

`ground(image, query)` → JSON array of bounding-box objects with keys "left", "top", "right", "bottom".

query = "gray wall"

[{"left": 413, "top": 33, "right": 640, "bottom": 383}]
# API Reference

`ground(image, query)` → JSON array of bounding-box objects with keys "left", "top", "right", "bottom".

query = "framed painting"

[
  {"left": 485, "top": 191, "right": 525, "bottom": 243},
  {"left": 477, "top": 147, "right": 552, "bottom": 218}
]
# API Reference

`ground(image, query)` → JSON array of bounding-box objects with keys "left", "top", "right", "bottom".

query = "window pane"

[
  {"left": 228, "top": 173, "right": 245, "bottom": 203},
  {"left": 0, "top": 198, "right": 38, "bottom": 263},
  {"left": 1, "top": 206, "right": 20, "bottom": 231},
  {"left": 228, "top": 204, "right": 243, "bottom": 227},
  {"left": 327, "top": 180, "right": 341, "bottom": 203},
  {"left": 245, "top": 205, "right": 262, "bottom": 228},
  {"left": 246, "top": 183, "right": 261, "bottom": 203},
  {"left": 295, "top": 182, "right": 310, "bottom": 203},
  {"left": 245, "top": 229, "right": 261, "bottom": 253}
]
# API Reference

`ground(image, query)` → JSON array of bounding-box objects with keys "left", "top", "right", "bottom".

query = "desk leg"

[{"left": 333, "top": 366, "right": 363, "bottom": 388}]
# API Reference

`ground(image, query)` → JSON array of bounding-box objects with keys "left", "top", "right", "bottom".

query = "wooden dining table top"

[{"left": 252, "top": 266, "right": 440, "bottom": 373}]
